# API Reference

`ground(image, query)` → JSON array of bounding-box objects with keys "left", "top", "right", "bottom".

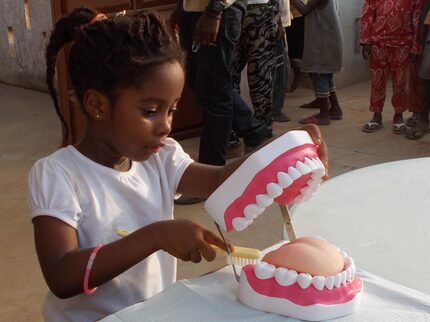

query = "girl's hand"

[
  {"left": 152, "top": 219, "right": 230, "bottom": 263},
  {"left": 299, "top": 124, "right": 329, "bottom": 179}
]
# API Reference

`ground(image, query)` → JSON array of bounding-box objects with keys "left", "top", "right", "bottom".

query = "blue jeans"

[
  {"left": 309, "top": 73, "right": 335, "bottom": 98},
  {"left": 180, "top": 0, "right": 269, "bottom": 166}
]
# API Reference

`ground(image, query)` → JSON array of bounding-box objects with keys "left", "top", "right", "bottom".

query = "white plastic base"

[{"left": 238, "top": 272, "right": 363, "bottom": 322}]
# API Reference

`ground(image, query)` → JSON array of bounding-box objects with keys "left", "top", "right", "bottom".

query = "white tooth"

[
  {"left": 341, "top": 270, "right": 347, "bottom": 285},
  {"left": 334, "top": 273, "right": 342, "bottom": 288},
  {"left": 351, "top": 263, "right": 356, "bottom": 276},
  {"left": 325, "top": 276, "right": 335, "bottom": 290},
  {"left": 312, "top": 170, "right": 325, "bottom": 180},
  {"left": 274, "top": 267, "right": 289, "bottom": 286},
  {"left": 283, "top": 269, "right": 298, "bottom": 286},
  {"left": 314, "top": 157, "right": 325, "bottom": 170},
  {"left": 288, "top": 167, "right": 302, "bottom": 180},
  {"left": 254, "top": 262, "right": 276, "bottom": 280},
  {"left": 243, "top": 204, "right": 264, "bottom": 220},
  {"left": 232, "top": 217, "right": 252, "bottom": 231},
  {"left": 277, "top": 172, "right": 294, "bottom": 188},
  {"left": 297, "top": 273, "right": 312, "bottom": 289},
  {"left": 304, "top": 157, "right": 318, "bottom": 171},
  {"left": 310, "top": 183, "right": 320, "bottom": 193},
  {"left": 346, "top": 267, "right": 353, "bottom": 282},
  {"left": 296, "top": 161, "right": 312, "bottom": 175},
  {"left": 255, "top": 194, "right": 273, "bottom": 208},
  {"left": 267, "top": 183, "right": 283, "bottom": 198},
  {"left": 340, "top": 251, "right": 348, "bottom": 257},
  {"left": 312, "top": 276, "right": 325, "bottom": 291}
]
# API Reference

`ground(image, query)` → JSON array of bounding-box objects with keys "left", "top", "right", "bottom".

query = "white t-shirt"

[{"left": 27, "top": 138, "right": 193, "bottom": 322}]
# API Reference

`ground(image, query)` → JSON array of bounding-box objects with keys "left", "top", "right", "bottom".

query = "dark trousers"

[
  {"left": 180, "top": 0, "right": 268, "bottom": 166},
  {"left": 273, "top": 37, "right": 290, "bottom": 116}
]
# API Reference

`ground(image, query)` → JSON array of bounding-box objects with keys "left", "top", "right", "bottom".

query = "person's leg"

[
  {"left": 328, "top": 74, "right": 343, "bottom": 120},
  {"left": 362, "top": 44, "right": 389, "bottom": 132},
  {"left": 299, "top": 73, "right": 331, "bottom": 125},
  {"left": 391, "top": 45, "right": 409, "bottom": 134},
  {"left": 245, "top": 3, "right": 277, "bottom": 124},
  {"left": 286, "top": 16, "right": 304, "bottom": 92},
  {"left": 406, "top": 79, "right": 430, "bottom": 139},
  {"left": 231, "top": 16, "right": 249, "bottom": 93},
  {"left": 406, "top": 59, "right": 422, "bottom": 126},
  {"left": 273, "top": 35, "right": 290, "bottom": 122}
]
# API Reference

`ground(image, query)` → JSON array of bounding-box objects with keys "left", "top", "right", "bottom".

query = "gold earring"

[{"left": 96, "top": 114, "right": 100, "bottom": 119}]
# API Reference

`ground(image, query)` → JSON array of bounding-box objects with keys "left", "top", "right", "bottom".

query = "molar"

[
  {"left": 287, "top": 166, "right": 302, "bottom": 180},
  {"left": 341, "top": 270, "right": 347, "bottom": 285},
  {"left": 277, "top": 172, "right": 293, "bottom": 188},
  {"left": 266, "top": 183, "right": 283, "bottom": 198},
  {"left": 254, "top": 262, "right": 276, "bottom": 280},
  {"left": 255, "top": 194, "right": 273, "bottom": 208},
  {"left": 295, "top": 160, "right": 312, "bottom": 175},
  {"left": 334, "top": 273, "right": 342, "bottom": 288},
  {"left": 243, "top": 204, "right": 264, "bottom": 220},
  {"left": 274, "top": 267, "right": 298, "bottom": 286},
  {"left": 325, "top": 276, "right": 335, "bottom": 290},
  {"left": 232, "top": 217, "right": 252, "bottom": 231},
  {"left": 346, "top": 267, "right": 353, "bottom": 282},
  {"left": 297, "top": 273, "right": 313, "bottom": 289},
  {"left": 304, "top": 157, "right": 318, "bottom": 171},
  {"left": 312, "top": 276, "right": 325, "bottom": 291}
]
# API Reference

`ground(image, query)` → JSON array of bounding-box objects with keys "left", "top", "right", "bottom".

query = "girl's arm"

[
  {"left": 290, "top": 0, "right": 328, "bottom": 16},
  {"left": 33, "top": 215, "right": 227, "bottom": 299},
  {"left": 177, "top": 124, "right": 328, "bottom": 197}
]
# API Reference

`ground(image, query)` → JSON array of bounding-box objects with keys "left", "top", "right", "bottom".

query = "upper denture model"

[{"left": 204, "top": 130, "right": 325, "bottom": 232}]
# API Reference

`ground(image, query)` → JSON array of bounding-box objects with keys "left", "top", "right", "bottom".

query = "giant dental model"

[
  {"left": 238, "top": 237, "right": 363, "bottom": 321},
  {"left": 204, "top": 130, "right": 325, "bottom": 232}
]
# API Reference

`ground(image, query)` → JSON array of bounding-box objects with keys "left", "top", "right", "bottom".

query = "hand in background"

[
  {"left": 361, "top": 44, "right": 371, "bottom": 60},
  {"left": 193, "top": 12, "right": 221, "bottom": 46},
  {"left": 299, "top": 124, "right": 329, "bottom": 179}
]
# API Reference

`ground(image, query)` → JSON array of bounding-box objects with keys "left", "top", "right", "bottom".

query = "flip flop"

[
  {"left": 392, "top": 123, "right": 407, "bottom": 134},
  {"left": 405, "top": 123, "right": 430, "bottom": 140},
  {"left": 299, "top": 115, "right": 330, "bottom": 125},
  {"left": 299, "top": 100, "right": 320, "bottom": 109},
  {"left": 361, "top": 122, "right": 383, "bottom": 133},
  {"left": 406, "top": 114, "right": 420, "bottom": 127}
]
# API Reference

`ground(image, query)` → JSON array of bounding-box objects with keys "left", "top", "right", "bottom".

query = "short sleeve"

[
  {"left": 155, "top": 138, "right": 194, "bottom": 195},
  {"left": 27, "top": 158, "right": 82, "bottom": 229}
]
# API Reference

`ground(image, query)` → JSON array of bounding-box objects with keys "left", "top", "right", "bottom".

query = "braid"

[
  {"left": 45, "top": 7, "right": 97, "bottom": 144},
  {"left": 45, "top": 8, "right": 184, "bottom": 144}
]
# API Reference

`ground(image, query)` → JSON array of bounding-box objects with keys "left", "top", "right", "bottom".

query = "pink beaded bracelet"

[{"left": 83, "top": 243, "right": 104, "bottom": 295}]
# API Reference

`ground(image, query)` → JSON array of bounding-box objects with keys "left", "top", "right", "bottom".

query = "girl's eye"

[
  {"left": 168, "top": 106, "right": 178, "bottom": 116},
  {"left": 141, "top": 108, "right": 157, "bottom": 117}
]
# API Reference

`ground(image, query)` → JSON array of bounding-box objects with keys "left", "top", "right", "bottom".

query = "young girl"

[
  {"left": 28, "top": 8, "right": 327, "bottom": 321},
  {"left": 360, "top": 0, "right": 422, "bottom": 133},
  {"left": 291, "top": 0, "right": 344, "bottom": 126}
]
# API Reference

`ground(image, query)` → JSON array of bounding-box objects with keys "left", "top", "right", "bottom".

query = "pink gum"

[{"left": 224, "top": 144, "right": 318, "bottom": 231}]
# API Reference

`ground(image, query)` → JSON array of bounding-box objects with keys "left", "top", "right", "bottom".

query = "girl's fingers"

[{"left": 189, "top": 250, "right": 203, "bottom": 263}]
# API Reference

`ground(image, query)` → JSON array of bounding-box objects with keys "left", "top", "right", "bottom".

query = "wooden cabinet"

[{"left": 51, "top": 0, "right": 202, "bottom": 145}]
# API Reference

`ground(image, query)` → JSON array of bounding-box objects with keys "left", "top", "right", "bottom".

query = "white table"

[
  {"left": 101, "top": 266, "right": 430, "bottom": 321},
  {"left": 289, "top": 157, "right": 430, "bottom": 294}
]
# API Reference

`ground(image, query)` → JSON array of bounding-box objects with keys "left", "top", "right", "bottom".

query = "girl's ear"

[{"left": 82, "top": 89, "right": 110, "bottom": 121}]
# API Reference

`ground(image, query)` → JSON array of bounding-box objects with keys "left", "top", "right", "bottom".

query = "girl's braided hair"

[{"left": 46, "top": 7, "right": 184, "bottom": 143}]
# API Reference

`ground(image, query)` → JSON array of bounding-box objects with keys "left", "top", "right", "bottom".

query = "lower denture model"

[{"left": 204, "top": 131, "right": 363, "bottom": 321}]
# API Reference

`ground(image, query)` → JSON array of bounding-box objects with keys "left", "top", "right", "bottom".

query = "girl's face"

[{"left": 102, "top": 61, "right": 185, "bottom": 162}]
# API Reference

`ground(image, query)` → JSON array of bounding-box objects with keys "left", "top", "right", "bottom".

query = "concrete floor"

[{"left": 1, "top": 81, "right": 428, "bottom": 321}]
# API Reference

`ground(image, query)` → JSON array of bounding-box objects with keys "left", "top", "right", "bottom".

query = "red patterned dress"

[{"left": 360, "top": 0, "right": 422, "bottom": 113}]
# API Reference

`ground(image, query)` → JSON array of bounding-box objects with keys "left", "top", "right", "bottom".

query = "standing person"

[
  {"left": 291, "top": 0, "right": 344, "bottom": 126},
  {"left": 231, "top": 0, "right": 281, "bottom": 126},
  {"left": 407, "top": 0, "right": 430, "bottom": 139},
  {"left": 360, "top": 0, "right": 423, "bottom": 133},
  {"left": 171, "top": 0, "right": 272, "bottom": 204},
  {"left": 31, "top": 7, "right": 328, "bottom": 321},
  {"left": 286, "top": 6, "right": 305, "bottom": 93}
]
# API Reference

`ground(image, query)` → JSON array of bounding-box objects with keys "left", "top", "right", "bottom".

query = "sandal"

[
  {"left": 392, "top": 123, "right": 407, "bottom": 134},
  {"left": 406, "top": 114, "right": 420, "bottom": 127},
  {"left": 299, "top": 115, "right": 330, "bottom": 125},
  {"left": 362, "top": 122, "right": 383, "bottom": 133},
  {"left": 405, "top": 123, "right": 429, "bottom": 140},
  {"left": 300, "top": 100, "right": 320, "bottom": 109}
]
